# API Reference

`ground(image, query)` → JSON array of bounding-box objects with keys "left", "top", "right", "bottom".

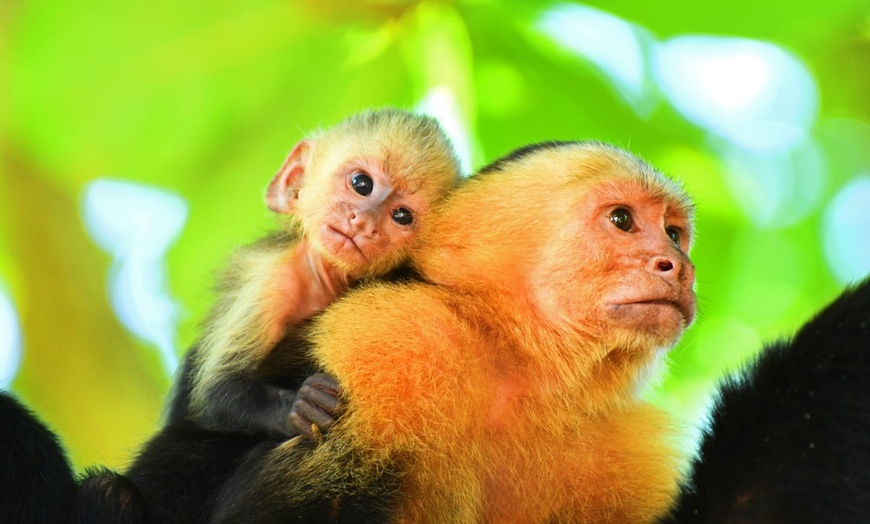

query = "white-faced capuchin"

[
  {"left": 169, "top": 108, "right": 461, "bottom": 441},
  {"left": 210, "top": 140, "right": 698, "bottom": 523},
  {"left": 76, "top": 108, "right": 460, "bottom": 522},
  {"left": 31, "top": 108, "right": 461, "bottom": 524}
]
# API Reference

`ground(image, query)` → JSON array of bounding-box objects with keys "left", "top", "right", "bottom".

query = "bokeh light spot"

[
  {"left": 714, "top": 136, "right": 827, "bottom": 228},
  {"left": 822, "top": 175, "right": 870, "bottom": 285},
  {"left": 654, "top": 36, "right": 818, "bottom": 152},
  {"left": 416, "top": 86, "right": 473, "bottom": 176},
  {"left": 0, "top": 289, "right": 22, "bottom": 389},
  {"left": 82, "top": 179, "right": 189, "bottom": 374},
  {"left": 537, "top": 3, "right": 656, "bottom": 116}
]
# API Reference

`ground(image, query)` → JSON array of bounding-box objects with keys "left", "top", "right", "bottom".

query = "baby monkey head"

[{"left": 266, "top": 108, "right": 461, "bottom": 277}]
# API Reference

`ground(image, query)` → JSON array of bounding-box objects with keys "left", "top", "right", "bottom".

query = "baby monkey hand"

[{"left": 289, "top": 373, "right": 343, "bottom": 441}]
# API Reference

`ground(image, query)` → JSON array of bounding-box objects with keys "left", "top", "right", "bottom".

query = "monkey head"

[
  {"left": 265, "top": 109, "right": 459, "bottom": 277},
  {"left": 413, "top": 141, "right": 696, "bottom": 384}
]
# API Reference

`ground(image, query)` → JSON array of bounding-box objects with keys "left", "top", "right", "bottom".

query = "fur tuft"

[{"left": 72, "top": 468, "right": 154, "bottom": 524}]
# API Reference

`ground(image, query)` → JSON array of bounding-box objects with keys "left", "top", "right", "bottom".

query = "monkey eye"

[
  {"left": 609, "top": 208, "right": 633, "bottom": 232},
  {"left": 351, "top": 172, "right": 374, "bottom": 196},
  {"left": 665, "top": 226, "right": 681, "bottom": 245},
  {"left": 391, "top": 207, "right": 414, "bottom": 226}
]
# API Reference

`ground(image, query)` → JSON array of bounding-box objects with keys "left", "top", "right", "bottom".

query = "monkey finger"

[
  {"left": 289, "top": 411, "right": 318, "bottom": 441},
  {"left": 305, "top": 373, "right": 343, "bottom": 397},
  {"left": 293, "top": 399, "right": 337, "bottom": 433},
  {"left": 310, "top": 423, "right": 323, "bottom": 443},
  {"left": 298, "top": 383, "right": 342, "bottom": 415}
]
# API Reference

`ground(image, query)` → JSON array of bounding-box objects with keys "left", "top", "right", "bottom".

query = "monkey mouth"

[
  {"left": 609, "top": 298, "right": 695, "bottom": 326},
  {"left": 614, "top": 298, "right": 695, "bottom": 325},
  {"left": 323, "top": 225, "right": 367, "bottom": 260}
]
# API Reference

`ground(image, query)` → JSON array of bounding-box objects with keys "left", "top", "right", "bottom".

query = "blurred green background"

[{"left": 2, "top": 0, "right": 868, "bottom": 471}]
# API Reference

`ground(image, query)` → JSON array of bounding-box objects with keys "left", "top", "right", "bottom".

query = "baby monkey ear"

[{"left": 266, "top": 140, "right": 313, "bottom": 214}]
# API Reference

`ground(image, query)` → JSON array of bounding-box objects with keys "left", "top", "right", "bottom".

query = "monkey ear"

[{"left": 266, "top": 140, "right": 312, "bottom": 214}]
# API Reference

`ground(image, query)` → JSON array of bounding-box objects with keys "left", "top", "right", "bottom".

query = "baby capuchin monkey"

[
  {"left": 211, "top": 141, "right": 697, "bottom": 523},
  {"left": 174, "top": 108, "right": 460, "bottom": 439},
  {"left": 62, "top": 110, "right": 459, "bottom": 523}
]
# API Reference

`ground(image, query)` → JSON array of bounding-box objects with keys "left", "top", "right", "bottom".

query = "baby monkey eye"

[
  {"left": 666, "top": 226, "right": 681, "bottom": 245},
  {"left": 351, "top": 172, "right": 374, "bottom": 196},
  {"left": 609, "top": 208, "right": 633, "bottom": 232},
  {"left": 391, "top": 207, "right": 414, "bottom": 226}
]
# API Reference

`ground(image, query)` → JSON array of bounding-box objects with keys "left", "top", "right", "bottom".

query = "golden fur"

[{"left": 269, "top": 142, "right": 696, "bottom": 522}]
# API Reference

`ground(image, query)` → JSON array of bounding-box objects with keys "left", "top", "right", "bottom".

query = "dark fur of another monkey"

[{"left": 661, "top": 278, "right": 870, "bottom": 524}]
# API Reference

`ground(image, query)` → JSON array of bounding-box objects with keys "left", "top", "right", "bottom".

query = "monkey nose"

[
  {"left": 348, "top": 213, "right": 378, "bottom": 237},
  {"left": 649, "top": 256, "right": 681, "bottom": 280},
  {"left": 656, "top": 259, "right": 674, "bottom": 272},
  {"left": 649, "top": 254, "right": 695, "bottom": 284}
]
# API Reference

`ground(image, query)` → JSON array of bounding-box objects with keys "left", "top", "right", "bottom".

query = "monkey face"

[
  {"left": 296, "top": 156, "right": 434, "bottom": 278},
  {"left": 595, "top": 194, "right": 696, "bottom": 344},
  {"left": 532, "top": 176, "right": 696, "bottom": 350},
  {"left": 266, "top": 109, "right": 460, "bottom": 279}
]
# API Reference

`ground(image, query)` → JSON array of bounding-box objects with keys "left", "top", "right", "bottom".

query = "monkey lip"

[
  {"left": 323, "top": 225, "right": 366, "bottom": 260},
  {"left": 610, "top": 298, "right": 695, "bottom": 325}
]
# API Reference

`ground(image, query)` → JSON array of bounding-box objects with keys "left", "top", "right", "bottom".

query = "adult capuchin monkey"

[{"left": 210, "top": 141, "right": 699, "bottom": 523}]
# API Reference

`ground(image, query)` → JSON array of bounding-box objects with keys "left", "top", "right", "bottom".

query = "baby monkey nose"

[{"left": 348, "top": 211, "right": 379, "bottom": 237}]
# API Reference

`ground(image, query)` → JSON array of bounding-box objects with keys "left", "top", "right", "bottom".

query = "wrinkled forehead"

[
  {"left": 561, "top": 146, "right": 694, "bottom": 219},
  {"left": 314, "top": 132, "right": 442, "bottom": 197},
  {"left": 591, "top": 169, "right": 692, "bottom": 213},
  {"left": 587, "top": 177, "right": 695, "bottom": 225}
]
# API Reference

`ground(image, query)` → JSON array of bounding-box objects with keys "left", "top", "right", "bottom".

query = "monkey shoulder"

[
  {"left": 312, "top": 282, "right": 467, "bottom": 370},
  {"left": 206, "top": 233, "right": 301, "bottom": 303},
  {"left": 309, "top": 282, "right": 477, "bottom": 445}
]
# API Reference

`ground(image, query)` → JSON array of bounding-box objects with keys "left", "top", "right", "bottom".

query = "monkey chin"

[
  {"left": 312, "top": 230, "right": 371, "bottom": 275},
  {"left": 605, "top": 301, "right": 691, "bottom": 348},
  {"left": 319, "top": 226, "right": 367, "bottom": 263},
  {"left": 312, "top": 232, "right": 408, "bottom": 279}
]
